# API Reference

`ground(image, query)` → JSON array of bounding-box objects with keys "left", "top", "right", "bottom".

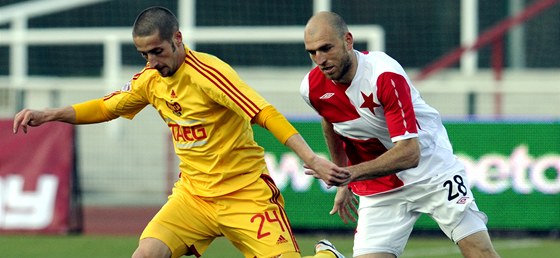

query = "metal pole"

[
  {"left": 460, "top": 0, "right": 478, "bottom": 76},
  {"left": 314, "top": 0, "right": 331, "bottom": 13},
  {"left": 509, "top": 0, "right": 526, "bottom": 69},
  {"left": 178, "top": 0, "right": 196, "bottom": 50},
  {"left": 10, "top": 15, "right": 27, "bottom": 89}
]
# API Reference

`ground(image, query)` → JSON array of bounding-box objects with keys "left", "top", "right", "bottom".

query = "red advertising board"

[{"left": 0, "top": 120, "right": 81, "bottom": 234}]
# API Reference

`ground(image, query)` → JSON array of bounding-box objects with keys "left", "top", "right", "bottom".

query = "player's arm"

[
  {"left": 13, "top": 98, "right": 118, "bottom": 134},
  {"left": 252, "top": 106, "right": 350, "bottom": 186},
  {"left": 347, "top": 137, "right": 419, "bottom": 182},
  {"left": 321, "top": 119, "right": 358, "bottom": 223},
  {"left": 13, "top": 106, "right": 76, "bottom": 134},
  {"left": 321, "top": 119, "right": 348, "bottom": 167},
  {"left": 345, "top": 71, "right": 421, "bottom": 181}
]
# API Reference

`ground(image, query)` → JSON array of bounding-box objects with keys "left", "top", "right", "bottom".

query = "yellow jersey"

[{"left": 102, "top": 47, "right": 271, "bottom": 197}]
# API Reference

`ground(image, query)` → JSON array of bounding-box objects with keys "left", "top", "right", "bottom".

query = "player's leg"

[
  {"left": 219, "top": 175, "right": 345, "bottom": 258},
  {"left": 132, "top": 237, "right": 171, "bottom": 258},
  {"left": 448, "top": 203, "right": 500, "bottom": 258},
  {"left": 135, "top": 180, "right": 218, "bottom": 258},
  {"left": 219, "top": 175, "right": 301, "bottom": 257},
  {"left": 457, "top": 230, "right": 501, "bottom": 258},
  {"left": 424, "top": 170, "right": 500, "bottom": 258},
  {"left": 353, "top": 191, "right": 419, "bottom": 258}
]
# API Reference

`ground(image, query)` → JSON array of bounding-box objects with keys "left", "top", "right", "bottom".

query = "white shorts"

[{"left": 353, "top": 170, "right": 489, "bottom": 257}]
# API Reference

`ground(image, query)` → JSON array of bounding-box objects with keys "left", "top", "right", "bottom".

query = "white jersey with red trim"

[{"left": 300, "top": 50, "right": 464, "bottom": 196}]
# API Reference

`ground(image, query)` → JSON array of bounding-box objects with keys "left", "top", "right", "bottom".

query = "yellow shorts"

[{"left": 140, "top": 174, "right": 300, "bottom": 258}]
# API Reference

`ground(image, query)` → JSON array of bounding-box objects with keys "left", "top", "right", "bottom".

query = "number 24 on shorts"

[{"left": 251, "top": 210, "right": 285, "bottom": 239}]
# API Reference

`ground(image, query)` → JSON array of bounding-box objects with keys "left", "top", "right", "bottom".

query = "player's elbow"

[
  {"left": 407, "top": 149, "right": 420, "bottom": 168},
  {"left": 397, "top": 138, "right": 420, "bottom": 169},
  {"left": 400, "top": 142, "right": 420, "bottom": 169}
]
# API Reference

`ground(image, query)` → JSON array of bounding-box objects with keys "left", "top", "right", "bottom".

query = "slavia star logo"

[{"left": 360, "top": 91, "right": 380, "bottom": 114}]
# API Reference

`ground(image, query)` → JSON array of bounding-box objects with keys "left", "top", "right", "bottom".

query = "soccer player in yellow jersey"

[{"left": 13, "top": 6, "right": 349, "bottom": 258}]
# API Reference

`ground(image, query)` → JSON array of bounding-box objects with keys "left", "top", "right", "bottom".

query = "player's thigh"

[
  {"left": 447, "top": 203, "right": 489, "bottom": 244},
  {"left": 421, "top": 171, "right": 489, "bottom": 242},
  {"left": 141, "top": 182, "right": 218, "bottom": 257},
  {"left": 219, "top": 175, "right": 300, "bottom": 258},
  {"left": 354, "top": 194, "right": 420, "bottom": 257}
]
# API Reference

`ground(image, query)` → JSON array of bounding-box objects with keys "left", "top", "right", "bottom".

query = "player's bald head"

[
  {"left": 305, "top": 11, "right": 348, "bottom": 40},
  {"left": 133, "top": 6, "right": 178, "bottom": 41}
]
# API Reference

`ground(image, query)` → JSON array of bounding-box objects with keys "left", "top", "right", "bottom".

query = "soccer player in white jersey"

[{"left": 300, "top": 11, "right": 501, "bottom": 258}]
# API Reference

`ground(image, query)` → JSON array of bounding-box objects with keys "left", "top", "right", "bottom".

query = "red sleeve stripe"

[
  {"left": 132, "top": 66, "right": 156, "bottom": 80},
  {"left": 390, "top": 78, "right": 409, "bottom": 129},
  {"left": 186, "top": 51, "right": 260, "bottom": 117},
  {"left": 376, "top": 72, "right": 418, "bottom": 136}
]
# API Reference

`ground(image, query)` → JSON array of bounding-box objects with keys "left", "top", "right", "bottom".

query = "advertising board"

[
  {"left": 0, "top": 121, "right": 81, "bottom": 233},
  {"left": 254, "top": 121, "right": 560, "bottom": 230}
]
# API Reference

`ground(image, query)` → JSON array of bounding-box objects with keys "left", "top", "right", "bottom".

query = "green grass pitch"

[{"left": 0, "top": 234, "right": 557, "bottom": 257}]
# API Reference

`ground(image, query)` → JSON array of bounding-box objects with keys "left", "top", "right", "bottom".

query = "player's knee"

[
  {"left": 478, "top": 244, "right": 500, "bottom": 258},
  {"left": 132, "top": 247, "right": 171, "bottom": 258},
  {"left": 471, "top": 245, "right": 499, "bottom": 258},
  {"left": 132, "top": 238, "right": 172, "bottom": 258},
  {"left": 457, "top": 231, "right": 500, "bottom": 258},
  {"left": 460, "top": 247, "right": 500, "bottom": 258},
  {"left": 131, "top": 248, "right": 147, "bottom": 258}
]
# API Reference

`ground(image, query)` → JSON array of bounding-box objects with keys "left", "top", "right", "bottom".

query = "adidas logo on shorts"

[{"left": 276, "top": 235, "right": 288, "bottom": 245}]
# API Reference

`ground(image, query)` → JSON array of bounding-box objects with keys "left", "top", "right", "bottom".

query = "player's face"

[
  {"left": 304, "top": 27, "right": 354, "bottom": 84},
  {"left": 134, "top": 31, "right": 182, "bottom": 77}
]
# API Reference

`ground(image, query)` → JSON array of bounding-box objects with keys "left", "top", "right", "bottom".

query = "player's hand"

[
  {"left": 329, "top": 186, "right": 358, "bottom": 224},
  {"left": 303, "top": 156, "right": 351, "bottom": 186},
  {"left": 13, "top": 109, "right": 47, "bottom": 134}
]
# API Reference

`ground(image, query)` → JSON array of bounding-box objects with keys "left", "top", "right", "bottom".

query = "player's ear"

[
  {"left": 344, "top": 32, "right": 354, "bottom": 50},
  {"left": 174, "top": 31, "right": 183, "bottom": 46}
]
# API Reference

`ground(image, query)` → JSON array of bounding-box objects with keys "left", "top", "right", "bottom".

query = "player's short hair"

[
  {"left": 133, "top": 6, "right": 179, "bottom": 42},
  {"left": 307, "top": 11, "right": 349, "bottom": 39},
  {"left": 327, "top": 12, "right": 349, "bottom": 38}
]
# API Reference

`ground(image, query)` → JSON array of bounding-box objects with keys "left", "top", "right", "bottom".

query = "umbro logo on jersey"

[
  {"left": 456, "top": 197, "right": 470, "bottom": 204},
  {"left": 276, "top": 235, "right": 288, "bottom": 245},
  {"left": 320, "top": 92, "right": 335, "bottom": 99}
]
